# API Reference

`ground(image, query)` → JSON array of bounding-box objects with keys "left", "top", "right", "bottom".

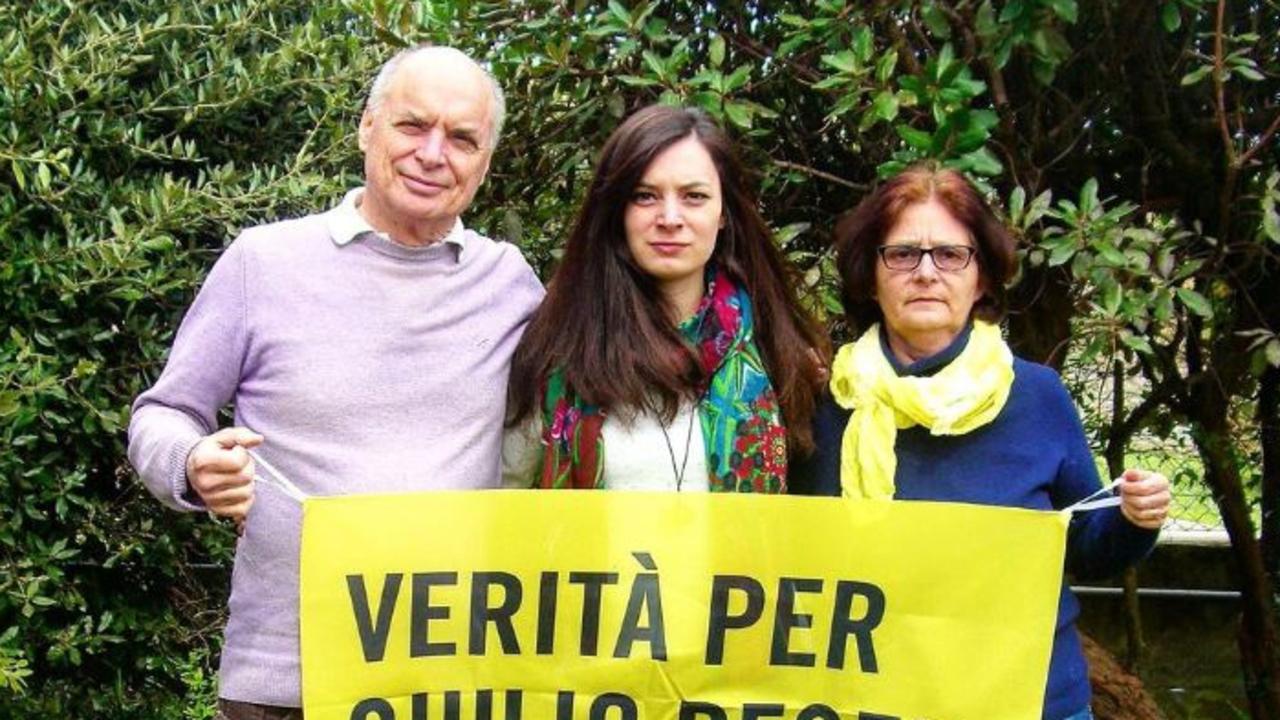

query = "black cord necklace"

[
  {"left": 660, "top": 405, "right": 698, "bottom": 491},
  {"left": 662, "top": 300, "right": 708, "bottom": 491}
]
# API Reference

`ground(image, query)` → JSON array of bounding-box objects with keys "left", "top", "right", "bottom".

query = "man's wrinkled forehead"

[{"left": 380, "top": 52, "right": 493, "bottom": 128}]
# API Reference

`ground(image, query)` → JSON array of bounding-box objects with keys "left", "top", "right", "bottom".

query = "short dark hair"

[
  {"left": 832, "top": 164, "right": 1018, "bottom": 332},
  {"left": 508, "top": 104, "right": 828, "bottom": 454}
]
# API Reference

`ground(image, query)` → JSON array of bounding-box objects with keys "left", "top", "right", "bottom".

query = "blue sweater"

[{"left": 790, "top": 328, "right": 1158, "bottom": 720}]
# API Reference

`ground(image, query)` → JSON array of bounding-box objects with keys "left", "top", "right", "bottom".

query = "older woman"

[
  {"left": 790, "top": 165, "right": 1171, "bottom": 720},
  {"left": 503, "top": 105, "right": 827, "bottom": 491}
]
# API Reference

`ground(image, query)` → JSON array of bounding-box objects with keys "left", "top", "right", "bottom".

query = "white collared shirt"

[{"left": 325, "top": 187, "right": 468, "bottom": 260}]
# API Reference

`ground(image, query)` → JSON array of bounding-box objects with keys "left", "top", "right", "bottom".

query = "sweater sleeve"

[
  {"left": 127, "top": 239, "right": 250, "bottom": 512},
  {"left": 1042, "top": 371, "right": 1159, "bottom": 580}
]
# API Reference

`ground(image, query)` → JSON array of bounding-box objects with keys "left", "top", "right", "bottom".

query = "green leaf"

[
  {"left": 826, "top": 91, "right": 861, "bottom": 119},
  {"left": 993, "top": 37, "right": 1015, "bottom": 69},
  {"left": 1172, "top": 259, "right": 1205, "bottom": 282},
  {"left": 1094, "top": 241, "right": 1126, "bottom": 266},
  {"left": 954, "top": 119, "right": 994, "bottom": 152},
  {"left": 957, "top": 146, "right": 1003, "bottom": 176},
  {"left": 1048, "top": 243, "right": 1077, "bottom": 266},
  {"left": 1101, "top": 278, "right": 1122, "bottom": 315},
  {"left": 821, "top": 51, "right": 858, "bottom": 74},
  {"left": 1031, "top": 27, "right": 1072, "bottom": 63},
  {"left": 1160, "top": 2, "right": 1182, "bottom": 32},
  {"left": 773, "top": 222, "right": 810, "bottom": 246},
  {"left": 36, "top": 162, "right": 52, "bottom": 191},
  {"left": 971, "top": 109, "right": 1000, "bottom": 131},
  {"left": 642, "top": 50, "right": 667, "bottom": 80},
  {"left": 1009, "top": 186, "right": 1026, "bottom": 224},
  {"left": 0, "top": 391, "right": 19, "bottom": 417},
  {"left": 1180, "top": 65, "right": 1212, "bottom": 86},
  {"left": 1049, "top": 0, "right": 1078, "bottom": 23},
  {"left": 1154, "top": 291, "right": 1175, "bottom": 323},
  {"left": 1079, "top": 178, "right": 1099, "bottom": 214},
  {"left": 724, "top": 100, "right": 753, "bottom": 129},
  {"left": 975, "top": 1, "right": 998, "bottom": 38},
  {"left": 895, "top": 125, "right": 934, "bottom": 151},
  {"left": 584, "top": 22, "right": 627, "bottom": 38},
  {"left": 1176, "top": 288, "right": 1214, "bottom": 318},
  {"left": 1121, "top": 332, "right": 1155, "bottom": 356},
  {"left": 609, "top": 94, "right": 628, "bottom": 118},
  {"left": 875, "top": 50, "right": 898, "bottom": 84},
  {"left": 709, "top": 35, "right": 725, "bottom": 68},
  {"left": 746, "top": 101, "right": 779, "bottom": 119},
  {"left": 616, "top": 75, "right": 659, "bottom": 87},
  {"left": 1262, "top": 202, "right": 1280, "bottom": 243},
  {"left": 1266, "top": 339, "right": 1280, "bottom": 368},
  {"left": 936, "top": 43, "right": 956, "bottom": 80},
  {"left": 950, "top": 75, "right": 989, "bottom": 98},
  {"left": 607, "top": 0, "right": 631, "bottom": 26},
  {"left": 871, "top": 89, "right": 899, "bottom": 121},
  {"left": 853, "top": 26, "right": 874, "bottom": 63},
  {"left": 690, "top": 69, "right": 721, "bottom": 89},
  {"left": 689, "top": 91, "right": 721, "bottom": 115},
  {"left": 724, "top": 64, "right": 753, "bottom": 92},
  {"left": 898, "top": 75, "right": 925, "bottom": 96},
  {"left": 999, "top": 0, "right": 1027, "bottom": 23},
  {"left": 1234, "top": 66, "right": 1265, "bottom": 82},
  {"left": 812, "top": 75, "right": 851, "bottom": 91},
  {"left": 921, "top": 4, "right": 951, "bottom": 38},
  {"left": 670, "top": 38, "right": 692, "bottom": 72},
  {"left": 1027, "top": 190, "right": 1054, "bottom": 225}
]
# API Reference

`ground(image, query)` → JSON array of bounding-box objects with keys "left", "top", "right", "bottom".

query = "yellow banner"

[{"left": 300, "top": 492, "right": 1068, "bottom": 720}]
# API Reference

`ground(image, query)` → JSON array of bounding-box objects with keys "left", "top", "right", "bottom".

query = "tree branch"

[
  {"left": 1213, "top": 0, "right": 1236, "bottom": 166},
  {"left": 772, "top": 159, "right": 869, "bottom": 191},
  {"left": 726, "top": 32, "right": 821, "bottom": 84},
  {"left": 883, "top": 15, "right": 923, "bottom": 76},
  {"left": 1239, "top": 111, "right": 1280, "bottom": 167}
]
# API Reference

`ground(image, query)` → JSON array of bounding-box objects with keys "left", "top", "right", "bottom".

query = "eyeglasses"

[{"left": 877, "top": 244, "right": 977, "bottom": 272}]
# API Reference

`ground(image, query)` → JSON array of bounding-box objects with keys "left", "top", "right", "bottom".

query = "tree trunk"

[
  {"left": 1190, "top": 401, "right": 1280, "bottom": 719},
  {"left": 1261, "top": 366, "right": 1278, "bottom": 589},
  {"left": 1105, "top": 358, "right": 1146, "bottom": 670},
  {"left": 1083, "top": 633, "right": 1165, "bottom": 720}
]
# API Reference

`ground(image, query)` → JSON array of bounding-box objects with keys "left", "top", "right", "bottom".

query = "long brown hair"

[
  {"left": 832, "top": 164, "right": 1018, "bottom": 332},
  {"left": 508, "top": 105, "right": 828, "bottom": 454}
]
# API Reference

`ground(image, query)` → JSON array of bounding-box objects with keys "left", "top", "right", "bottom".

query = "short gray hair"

[{"left": 365, "top": 45, "right": 506, "bottom": 149}]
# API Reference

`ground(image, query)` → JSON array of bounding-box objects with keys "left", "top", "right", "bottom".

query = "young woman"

[{"left": 503, "top": 105, "right": 827, "bottom": 492}]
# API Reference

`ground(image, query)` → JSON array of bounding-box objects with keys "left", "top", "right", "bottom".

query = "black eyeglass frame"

[{"left": 876, "top": 244, "right": 978, "bottom": 272}]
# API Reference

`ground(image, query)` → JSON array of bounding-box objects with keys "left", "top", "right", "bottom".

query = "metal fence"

[
  {"left": 1063, "top": 357, "right": 1235, "bottom": 547},
  {"left": 1124, "top": 434, "right": 1232, "bottom": 547}
]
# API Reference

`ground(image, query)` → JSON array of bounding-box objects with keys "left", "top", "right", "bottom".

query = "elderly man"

[{"left": 128, "top": 46, "right": 543, "bottom": 719}]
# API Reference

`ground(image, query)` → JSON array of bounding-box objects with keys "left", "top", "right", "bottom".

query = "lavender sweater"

[{"left": 128, "top": 199, "right": 543, "bottom": 705}]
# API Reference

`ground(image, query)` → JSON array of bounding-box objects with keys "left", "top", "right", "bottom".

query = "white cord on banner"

[
  {"left": 1064, "top": 477, "right": 1124, "bottom": 514},
  {"left": 246, "top": 449, "right": 308, "bottom": 503}
]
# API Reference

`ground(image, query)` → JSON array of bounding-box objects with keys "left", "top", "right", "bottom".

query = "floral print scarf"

[{"left": 537, "top": 268, "right": 787, "bottom": 492}]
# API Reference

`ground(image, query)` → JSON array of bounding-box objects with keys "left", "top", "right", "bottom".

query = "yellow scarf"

[{"left": 828, "top": 320, "right": 1014, "bottom": 499}]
